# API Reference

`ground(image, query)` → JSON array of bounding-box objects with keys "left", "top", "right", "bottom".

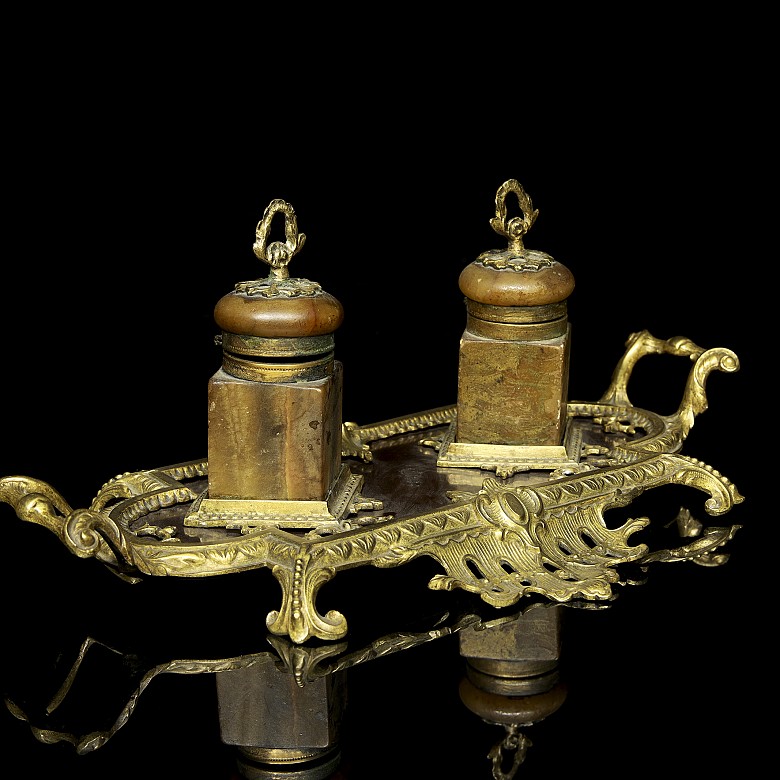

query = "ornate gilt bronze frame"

[{"left": 0, "top": 182, "right": 743, "bottom": 646}]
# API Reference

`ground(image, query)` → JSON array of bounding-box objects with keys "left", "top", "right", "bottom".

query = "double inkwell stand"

[{"left": 1, "top": 180, "right": 744, "bottom": 779}]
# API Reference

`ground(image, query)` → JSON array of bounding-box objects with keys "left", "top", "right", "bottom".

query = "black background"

[{"left": 0, "top": 17, "right": 768, "bottom": 779}]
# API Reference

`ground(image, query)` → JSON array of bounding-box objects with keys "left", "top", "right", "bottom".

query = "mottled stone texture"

[
  {"left": 456, "top": 330, "right": 570, "bottom": 446},
  {"left": 207, "top": 363, "right": 342, "bottom": 501}
]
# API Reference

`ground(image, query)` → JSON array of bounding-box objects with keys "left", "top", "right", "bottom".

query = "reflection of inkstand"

[{"left": 1, "top": 594, "right": 533, "bottom": 765}]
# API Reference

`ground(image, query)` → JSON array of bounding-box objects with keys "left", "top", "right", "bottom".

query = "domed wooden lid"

[
  {"left": 214, "top": 289, "right": 344, "bottom": 338},
  {"left": 214, "top": 198, "right": 344, "bottom": 340},
  {"left": 459, "top": 179, "right": 574, "bottom": 307},
  {"left": 459, "top": 256, "right": 574, "bottom": 307}
]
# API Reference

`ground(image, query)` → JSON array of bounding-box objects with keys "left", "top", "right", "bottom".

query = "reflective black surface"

[
  {"left": 0, "top": 468, "right": 757, "bottom": 779},
  {"left": 2, "top": 540, "right": 760, "bottom": 778}
]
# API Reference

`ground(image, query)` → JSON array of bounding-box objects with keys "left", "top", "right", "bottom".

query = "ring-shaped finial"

[
  {"left": 488, "top": 180, "right": 539, "bottom": 253},
  {"left": 253, "top": 199, "right": 307, "bottom": 279}
]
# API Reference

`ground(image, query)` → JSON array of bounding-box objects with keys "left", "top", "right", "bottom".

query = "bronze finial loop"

[
  {"left": 470, "top": 180, "right": 561, "bottom": 276},
  {"left": 253, "top": 199, "right": 307, "bottom": 281},
  {"left": 489, "top": 179, "right": 539, "bottom": 253}
]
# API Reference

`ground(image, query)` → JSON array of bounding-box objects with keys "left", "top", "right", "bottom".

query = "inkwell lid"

[
  {"left": 459, "top": 179, "right": 575, "bottom": 309},
  {"left": 215, "top": 198, "right": 343, "bottom": 341}
]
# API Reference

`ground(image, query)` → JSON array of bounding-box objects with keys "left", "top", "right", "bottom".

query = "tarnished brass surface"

[
  {"left": 0, "top": 330, "right": 742, "bottom": 643},
  {"left": 466, "top": 300, "right": 568, "bottom": 324},
  {"left": 220, "top": 333, "right": 336, "bottom": 359},
  {"left": 464, "top": 315, "right": 568, "bottom": 341},
  {"left": 219, "top": 352, "right": 334, "bottom": 383}
]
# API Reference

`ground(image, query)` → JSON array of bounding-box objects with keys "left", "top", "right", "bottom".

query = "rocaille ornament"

[{"left": 0, "top": 180, "right": 743, "bottom": 644}]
